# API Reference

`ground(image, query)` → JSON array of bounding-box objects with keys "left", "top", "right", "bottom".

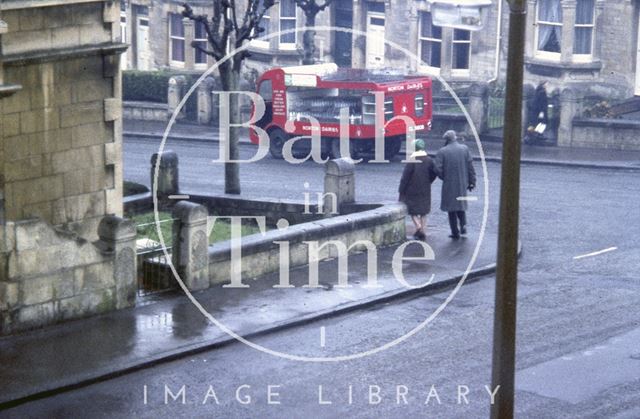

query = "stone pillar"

[
  {"left": 167, "top": 75, "right": 186, "bottom": 119},
  {"left": 324, "top": 158, "right": 355, "bottom": 216},
  {"left": 150, "top": 151, "right": 179, "bottom": 204},
  {"left": 197, "top": 76, "right": 216, "bottom": 125},
  {"left": 351, "top": 0, "right": 365, "bottom": 68},
  {"left": 467, "top": 82, "right": 489, "bottom": 135},
  {"left": 593, "top": 0, "right": 605, "bottom": 62},
  {"left": 560, "top": 0, "right": 576, "bottom": 64},
  {"left": 558, "top": 87, "right": 580, "bottom": 148},
  {"left": 183, "top": 19, "right": 195, "bottom": 70},
  {"left": 98, "top": 216, "right": 137, "bottom": 309},
  {"left": 172, "top": 201, "right": 209, "bottom": 290}
]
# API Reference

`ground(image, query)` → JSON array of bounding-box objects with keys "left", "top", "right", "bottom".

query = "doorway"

[{"left": 366, "top": 13, "right": 386, "bottom": 69}]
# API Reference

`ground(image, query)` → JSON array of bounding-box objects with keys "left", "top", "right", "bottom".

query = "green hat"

[{"left": 413, "top": 139, "right": 426, "bottom": 151}]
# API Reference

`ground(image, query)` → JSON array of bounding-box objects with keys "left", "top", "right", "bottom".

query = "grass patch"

[{"left": 131, "top": 211, "right": 264, "bottom": 245}]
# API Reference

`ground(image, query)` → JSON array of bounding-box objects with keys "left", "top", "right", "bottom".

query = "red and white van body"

[{"left": 249, "top": 63, "right": 433, "bottom": 158}]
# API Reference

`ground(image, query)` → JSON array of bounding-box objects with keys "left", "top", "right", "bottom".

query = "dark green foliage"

[{"left": 123, "top": 71, "right": 173, "bottom": 103}]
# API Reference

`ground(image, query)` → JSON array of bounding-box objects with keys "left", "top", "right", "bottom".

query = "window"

[
  {"left": 415, "top": 94, "right": 425, "bottom": 117},
  {"left": 252, "top": 0, "right": 271, "bottom": 48},
  {"left": 574, "top": 0, "right": 595, "bottom": 58},
  {"left": 536, "top": 0, "right": 562, "bottom": 57},
  {"left": 170, "top": 13, "right": 185, "bottom": 63},
  {"left": 194, "top": 21, "right": 208, "bottom": 66},
  {"left": 258, "top": 80, "right": 273, "bottom": 101},
  {"left": 279, "top": 0, "right": 297, "bottom": 48},
  {"left": 419, "top": 12, "right": 442, "bottom": 70},
  {"left": 452, "top": 29, "right": 471, "bottom": 71},
  {"left": 120, "top": 9, "right": 127, "bottom": 43}
]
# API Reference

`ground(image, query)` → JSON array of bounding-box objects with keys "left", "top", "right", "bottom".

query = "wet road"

[{"left": 5, "top": 136, "right": 640, "bottom": 418}]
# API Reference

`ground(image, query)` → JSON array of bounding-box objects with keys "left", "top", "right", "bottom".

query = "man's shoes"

[
  {"left": 460, "top": 226, "right": 467, "bottom": 235},
  {"left": 413, "top": 230, "right": 426, "bottom": 241},
  {"left": 449, "top": 233, "right": 460, "bottom": 240}
]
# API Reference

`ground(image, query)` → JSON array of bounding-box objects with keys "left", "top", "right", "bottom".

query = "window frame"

[
  {"left": 279, "top": 0, "right": 297, "bottom": 50},
  {"left": 451, "top": 28, "right": 472, "bottom": 76},
  {"left": 251, "top": 0, "right": 272, "bottom": 49},
  {"left": 418, "top": 11, "right": 443, "bottom": 75},
  {"left": 169, "top": 13, "right": 186, "bottom": 67},
  {"left": 194, "top": 20, "right": 208, "bottom": 69},
  {"left": 534, "top": 0, "right": 563, "bottom": 61},
  {"left": 573, "top": 0, "right": 595, "bottom": 62}
]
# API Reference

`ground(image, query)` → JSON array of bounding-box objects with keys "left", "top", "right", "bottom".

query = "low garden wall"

[
  {"left": 124, "top": 154, "right": 408, "bottom": 291},
  {"left": 123, "top": 101, "right": 168, "bottom": 122},
  {"left": 571, "top": 118, "right": 640, "bottom": 150},
  {"left": 0, "top": 216, "right": 137, "bottom": 335}
]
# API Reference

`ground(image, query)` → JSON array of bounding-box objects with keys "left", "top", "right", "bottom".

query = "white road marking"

[
  {"left": 573, "top": 246, "right": 618, "bottom": 260},
  {"left": 169, "top": 194, "right": 190, "bottom": 200},
  {"left": 457, "top": 196, "right": 478, "bottom": 201},
  {"left": 320, "top": 326, "right": 326, "bottom": 348}
]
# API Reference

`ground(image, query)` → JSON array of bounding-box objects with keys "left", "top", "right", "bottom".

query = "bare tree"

[
  {"left": 294, "top": 0, "right": 334, "bottom": 65},
  {"left": 182, "top": 0, "right": 274, "bottom": 195}
]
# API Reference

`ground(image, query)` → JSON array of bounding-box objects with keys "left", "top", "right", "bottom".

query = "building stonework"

[{"left": 0, "top": 0, "right": 135, "bottom": 334}]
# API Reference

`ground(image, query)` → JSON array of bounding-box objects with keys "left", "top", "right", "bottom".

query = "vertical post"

[
  {"left": 98, "top": 216, "right": 137, "bottom": 309},
  {"left": 558, "top": 87, "right": 579, "bottom": 147},
  {"left": 490, "top": 1, "right": 526, "bottom": 418},
  {"left": 197, "top": 77, "right": 216, "bottom": 125},
  {"left": 467, "top": 82, "right": 489, "bottom": 136},
  {"left": 150, "top": 150, "right": 179, "bottom": 206},
  {"left": 172, "top": 201, "right": 210, "bottom": 290},
  {"left": 167, "top": 75, "right": 186, "bottom": 120},
  {"left": 324, "top": 158, "right": 355, "bottom": 216}
]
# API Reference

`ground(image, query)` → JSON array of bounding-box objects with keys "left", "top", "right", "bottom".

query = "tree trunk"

[
  {"left": 220, "top": 66, "right": 241, "bottom": 195},
  {"left": 302, "top": 13, "right": 317, "bottom": 65}
]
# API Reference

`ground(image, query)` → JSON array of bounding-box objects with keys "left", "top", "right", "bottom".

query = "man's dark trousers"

[{"left": 448, "top": 211, "right": 466, "bottom": 236}]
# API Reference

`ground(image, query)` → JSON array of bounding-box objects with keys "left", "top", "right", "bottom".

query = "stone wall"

[
  {"left": 1, "top": 0, "right": 125, "bottom": 240},
  {"left": 206, "top": 203, "right": 406, "bottom": 286},
  {"left": 0, "top": 1, "right": 135, "bottom": 334},
  {"left": 123, "top": 100, "right": 169, "bottom": 121},
  {"left": 571, "top": 118, "right": 640, "bottom": 150},
  {"left": 0, "top": 215, "right": 136, "bottom": 335}
]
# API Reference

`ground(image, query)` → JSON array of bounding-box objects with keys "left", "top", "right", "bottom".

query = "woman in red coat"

[{"left": 398, "top": 139, "right": 438, "bottom": 240}]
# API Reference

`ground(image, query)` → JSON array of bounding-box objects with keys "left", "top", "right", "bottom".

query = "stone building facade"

[
  {"left": 121, "top": 0, "right": 333, "bottom": 73},
  {"left": 0, "top": 0, "right": 136, "bottom": 334},
  {"left": 123, "top": 0, "right": 640, "bottom": 148}
]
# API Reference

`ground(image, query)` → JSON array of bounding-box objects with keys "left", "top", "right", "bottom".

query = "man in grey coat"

[{"left": 435, "top": 130, "right": 477, "bottom": 239}]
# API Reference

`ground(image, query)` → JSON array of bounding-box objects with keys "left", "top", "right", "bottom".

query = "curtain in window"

[
  {"left": 574, "top": 0, "right": 594, "bottom": 54},
  {"left": 280, "top": 0, "right": 296, "bottom": 44},
  {"left": 537, "top": 0, "right": 562, "bottom": 53}
]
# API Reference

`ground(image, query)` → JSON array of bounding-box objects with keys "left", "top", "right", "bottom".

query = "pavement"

[
  {"left": 123, "top": 119, "right": 640, "bottom": 171},
  {"left": 0, "top": 221, "right": 506, "bottom": 409}
]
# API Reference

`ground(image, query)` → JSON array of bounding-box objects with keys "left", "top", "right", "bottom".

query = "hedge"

[
  {"left": 122, "top": 70, "right": 173, "bottom": 103},
  {"left": 123, "top": 70, "right": 203, "bottom": 120}
]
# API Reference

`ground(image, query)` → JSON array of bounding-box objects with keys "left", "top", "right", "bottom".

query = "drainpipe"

[{"left": 487, "top": 0, "right": 504, "bottom": 84}]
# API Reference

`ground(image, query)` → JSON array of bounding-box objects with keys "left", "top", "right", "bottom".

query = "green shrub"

[
  {"left": 123, "top": 70, "right": 173, "bottom": 103},
  {"left": 123, "top": 70, "right": 206, "bottom": 120}
]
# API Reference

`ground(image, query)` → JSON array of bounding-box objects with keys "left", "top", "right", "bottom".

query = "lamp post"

[{"left": 428, "top": 0, "right": 527, "bottom": 417}]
